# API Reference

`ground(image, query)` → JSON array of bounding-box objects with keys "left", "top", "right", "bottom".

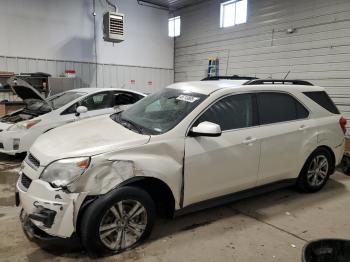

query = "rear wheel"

[
  {"left": 80, "top": 186, "right": 155, "bottom": 256},
  {"left": 297, "top": 149, "right": 332, "bottom": 192}
]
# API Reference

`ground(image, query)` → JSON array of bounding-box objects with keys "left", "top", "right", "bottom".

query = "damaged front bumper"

[
  {"left": 20, "top": 209, "right": 60, "bottom": 241},
  {"left": 17, "top": 177, "right": 88, "bottom": 238}
]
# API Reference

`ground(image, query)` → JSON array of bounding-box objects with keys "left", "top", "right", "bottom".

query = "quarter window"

[
  {"left": 257, "top": 92, "right": 309, "bottom": 125},
  {"left": 194, "top": 94, "right": 254, "bottom": 131},
  {"left": 303, "top": 91, "right": 339, "bottom": 114}
]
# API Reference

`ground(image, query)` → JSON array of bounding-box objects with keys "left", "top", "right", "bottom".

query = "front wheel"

[
  {"left": 296, "top": 148, "right": 332, "bottom": 193},
  {"left": 80, "top": 186, "right": 156, "bottom": 256}
]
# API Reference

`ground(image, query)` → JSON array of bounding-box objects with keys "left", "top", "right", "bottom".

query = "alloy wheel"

[
  {"left": 307, "top": 155, "right": 329, "bottom": 187},
  {"left": 99, "top": 200, "right": 147, "bottom": 251}
]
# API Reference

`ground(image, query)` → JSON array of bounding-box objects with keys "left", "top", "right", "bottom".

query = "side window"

[
  {"left": 62, "top": 103, "right": 78, "bottom": 115},
  {"left": 114, "top": 92, "right": 141, "bottom": 106},
  {"left": 296, "top": 101, "right": 309, "bottom": 119},
  {"left": 80, "top": 92, "right": 113, "bottom": 111},
  {"left": 257, "top": 92, "right": 309, "bottom": 125},
  {"left": 194, "top": 94, "right": 254, "bottom": 131}
]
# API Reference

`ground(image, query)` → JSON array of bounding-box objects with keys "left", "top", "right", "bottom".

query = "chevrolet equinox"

[{"left": 17, "top": 79, "right": 346, "bottom": 256}]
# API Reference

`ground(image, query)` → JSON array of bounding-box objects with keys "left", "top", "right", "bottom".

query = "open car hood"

[{"left": 7, "top": 76, "right": 45, "bottom": 101}]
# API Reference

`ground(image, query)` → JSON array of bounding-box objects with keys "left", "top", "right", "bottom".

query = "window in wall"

[
  {"left": 169, "top": 16, "right": 181, "bottom": 37},
  {"left": 220, "top": 0, "right": 248, "bottom": 28}
]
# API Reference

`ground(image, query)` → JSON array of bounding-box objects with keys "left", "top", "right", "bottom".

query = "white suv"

[{"left": 17, "top": 79, "right": 346, "bottom": 256}]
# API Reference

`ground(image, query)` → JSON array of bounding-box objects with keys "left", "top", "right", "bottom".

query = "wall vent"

[{"left": 103, "top": 12, "right": 125, "bottom": 43}]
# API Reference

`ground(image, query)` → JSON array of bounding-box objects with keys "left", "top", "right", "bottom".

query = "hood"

[
  {"left": 30, "top": 115, "right": 151, "bottom": 166},
  {"left": 0, "top": 121, "right": 12, "bottom": 131},
  {"left": 8, "top": 76, "right": 45, "bottom": 101}
]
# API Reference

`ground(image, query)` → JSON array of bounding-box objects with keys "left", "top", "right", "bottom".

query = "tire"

[
  {"left": 296, "top": 148, "right": 333, "bottom": 193},
  {"left": 80, "top": 186, "right": 156, "bottom": 257}
]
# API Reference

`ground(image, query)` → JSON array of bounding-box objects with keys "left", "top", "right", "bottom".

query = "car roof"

[
  {"left": 167, "top": 80, "right": 249, "bottom": 95},
  {"left": 67, "top": 87, "right": 146, "bottom": 96},
  {"left": 167, "top": 80, "right": 325, "bottom": 95}
]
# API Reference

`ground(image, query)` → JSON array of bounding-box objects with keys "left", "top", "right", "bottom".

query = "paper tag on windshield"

[{"left": 176, "top": 95, "right": 200, "bottom": 103}]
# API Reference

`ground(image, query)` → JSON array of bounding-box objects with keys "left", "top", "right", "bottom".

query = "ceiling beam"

[
  {"left": 137, "top": 0, "right": 210, "bottom": 12},
  {"left": 137, "top": 0, "right": 170, "bottom": 10}
]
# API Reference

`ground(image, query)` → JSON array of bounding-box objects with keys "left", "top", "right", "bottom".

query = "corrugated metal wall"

[
  {"left": 175, "top": 0, "right": 350, "bottom": 119},
  {"left": 0, "top": 56, "right": 174, "bottom": 95}
]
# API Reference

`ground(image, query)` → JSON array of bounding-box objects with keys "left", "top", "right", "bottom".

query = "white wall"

[
  {"left": 175, "top": 0, "right": 350, "bottom": 118},
  {"left": 0, "top": 0, "right": 174, "bottom": 92}
]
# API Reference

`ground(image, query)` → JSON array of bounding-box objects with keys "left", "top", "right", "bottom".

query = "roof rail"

[
  {"left": 244, "top": 79, "right": 313, "bottom": 86},
  {"left": 201, "top": 75, "right": 258, "bottom": 81}
]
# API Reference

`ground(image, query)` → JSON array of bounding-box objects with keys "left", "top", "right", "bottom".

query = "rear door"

[
  {"left": 255, "top": 92, "right": 316, "bottom": 185},
  {"left": 184, "top": 93, "right": 261, "bottom": 206}
]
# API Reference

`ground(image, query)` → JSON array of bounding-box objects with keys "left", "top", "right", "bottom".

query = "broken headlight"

[{"left": 40, "top": 157, "right": 90, "bottom": 187}]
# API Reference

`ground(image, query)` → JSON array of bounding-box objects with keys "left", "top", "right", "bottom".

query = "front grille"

[
  {"left": 26, "top": 153, "right": 40, "bottom": 169},
  {"left": 21, "top": 173, "right": 32, "bottom": 190}
]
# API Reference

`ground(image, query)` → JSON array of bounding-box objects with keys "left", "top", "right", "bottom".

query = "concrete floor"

[{"left": 1, "top": 153, "right": 350, "bottom": 262}]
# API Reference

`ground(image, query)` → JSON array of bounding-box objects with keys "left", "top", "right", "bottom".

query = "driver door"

[
  {"left": 184, "top": 93, "right": 261, "bottom": 206},
  {"left": 60, "top": 91, "right": 115, "bottom": 123},
  {"left": 77, "top": 91, "right": 115, "bottom": 119}
]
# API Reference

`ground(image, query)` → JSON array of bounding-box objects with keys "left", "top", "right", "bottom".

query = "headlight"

[
  {"left": 7, "top": 119, "right": 41, "bottom": 131},
  {"left": 40, "top": 157, "right": 90, "bottom": 187}
]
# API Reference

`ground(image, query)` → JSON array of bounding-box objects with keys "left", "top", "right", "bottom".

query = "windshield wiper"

[{"left": 120, "top": 117, "right": 144, "bottom": 134}]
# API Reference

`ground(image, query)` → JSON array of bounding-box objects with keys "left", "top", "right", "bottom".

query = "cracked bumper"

[{"left": 17, "top": 178, "right": 87, "bottom": 238}]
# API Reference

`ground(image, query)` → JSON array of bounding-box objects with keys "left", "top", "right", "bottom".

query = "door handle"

[
  {"left": 243, "top": 137, "right": 257, "bottom": 144},
  {"left": 299, "top": 124, "right": 307, "bottom": 131}
]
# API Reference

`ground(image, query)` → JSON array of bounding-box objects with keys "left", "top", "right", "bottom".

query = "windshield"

[
  {"left": 112, "top": 88, "right": 207, "bottom": 135},
  {"left": 46, "top": 91, "right": 86, "bottom": 109}
]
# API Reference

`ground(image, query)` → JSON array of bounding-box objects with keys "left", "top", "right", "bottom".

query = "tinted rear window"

[
  {"left": 303, "top": 91, "right": 339, "bottom": 114},
  {"left": 257, "top": 92, "right": 309, "bottom": 125}
]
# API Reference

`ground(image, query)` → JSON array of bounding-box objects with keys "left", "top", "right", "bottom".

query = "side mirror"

[
  {"left": 75, "top": 106, "right": 88, "bottom": 117},
  {"left": 189, "top": 121, "right": 222, "bottom": 137}
]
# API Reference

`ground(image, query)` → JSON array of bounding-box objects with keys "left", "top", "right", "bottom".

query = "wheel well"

[
  {"left": 121, "top": 177, "right": 176, "bottom": 218},
  {"left": 316, "top": 145, "right": 336, "bottom": 173},
  {"left": 75, "top": 177, "right": 176, "bottom": 235}
]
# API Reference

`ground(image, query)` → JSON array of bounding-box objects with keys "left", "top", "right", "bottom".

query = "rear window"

[{"left": 303, "top": 91, "right": 339, "bottom": 114}]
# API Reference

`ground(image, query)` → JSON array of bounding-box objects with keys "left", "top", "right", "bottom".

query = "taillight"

[{"left": 339, "top": 116, "right": 347, "bottom": 134}]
